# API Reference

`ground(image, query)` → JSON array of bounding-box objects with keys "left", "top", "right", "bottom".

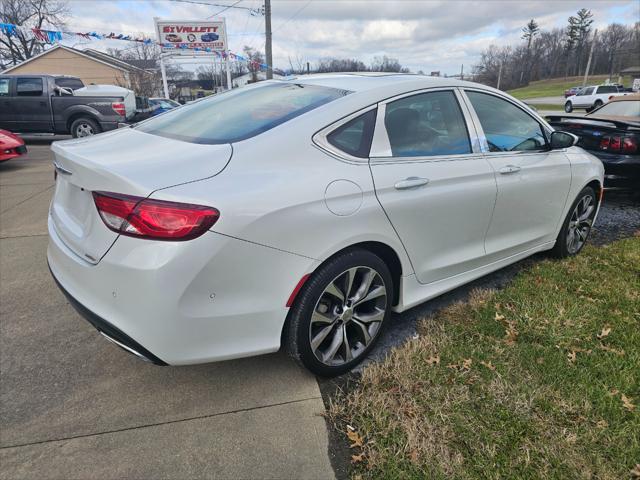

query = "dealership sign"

[{"left": 155, "top": 19, "right": 227, "bottom": 53}]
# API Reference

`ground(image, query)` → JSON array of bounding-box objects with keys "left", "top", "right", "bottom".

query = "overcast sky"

[{"left": 64, "top": 0, "right": 639, "bottom": 74}]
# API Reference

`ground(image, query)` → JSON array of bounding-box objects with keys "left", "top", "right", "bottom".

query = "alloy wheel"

[
  {"left": 566, "top": 194, "right": 594, "bottom": 254},
  {"left": 309, "top": 266, "right": 387, "bottom": 366},
  {"left": 76, "top": 123, "right": 95, "bottom": 137}
]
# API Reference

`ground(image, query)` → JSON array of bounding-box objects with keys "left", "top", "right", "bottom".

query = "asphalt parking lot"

[
  {"left": 0, "top": 141, "right": 335, "bottom": 479},
  {"left": 1, "top": 140, "right": 638, "bottom": 479}
]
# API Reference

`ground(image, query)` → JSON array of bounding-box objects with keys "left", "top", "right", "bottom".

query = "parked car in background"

[
  {"left": 47, "top": 74, "right": 603, "bottom": 376},
  {"left": 564, "top": 86, "right": 583, "bottom": 98},
  {"left": 548, "top": 95, "right": 639, "bottom": 189},
  {"left": 0, "top": 129, "right": 27, "bottom": 162},
  {"left": 0, "top": 74, "right": 136, "bottom": 138},
  {"left": 201, "top": 32, "right": 219, "bottom": 42},
  {"left": 149, "top": 97, "right": 181, "bottom": 115},
  {"left": 564, "top": 84, "right": 627, "bottom": 112}
]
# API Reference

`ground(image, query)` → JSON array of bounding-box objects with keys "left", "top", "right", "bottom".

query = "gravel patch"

[{"left": 362, "top": 190, "right": 639, "bottom": 368}]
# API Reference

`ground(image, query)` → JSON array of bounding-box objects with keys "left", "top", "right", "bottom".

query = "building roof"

[
  {"left": 620, "top": 66, "right": 640, "bottom": 75},
  {"left": 1, "top": 45, "right": 149, "bottom": 74}
]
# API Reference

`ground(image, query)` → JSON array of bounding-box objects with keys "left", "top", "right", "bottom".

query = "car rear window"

[
  {"left": 592, "top": 100, "right": 640, "bottom": 117},
  {"left": 137, "top": 83, "right": 350, "bottom": 144}
]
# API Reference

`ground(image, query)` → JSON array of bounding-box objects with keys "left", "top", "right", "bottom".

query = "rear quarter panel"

[{"left": 149, "top": 107, "right": 413, "bottom": 275}]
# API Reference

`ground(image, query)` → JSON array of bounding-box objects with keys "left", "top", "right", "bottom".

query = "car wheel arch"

[
  {"left": 280, "top": 240, "right": 404, "bottom": 351},
  {"left": 67, "top": 112, "right": 100, "bottom": 133}
]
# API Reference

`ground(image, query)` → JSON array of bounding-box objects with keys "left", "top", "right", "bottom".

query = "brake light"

[
  {"left": 622, "top": 137, "right": 638, "bottom": 154},
  {"left": 111, "top": 102, "right": 126, "bottom": 116},
  {"left": 92, "top": 191, "right": 219, "bottom": 241},
  {"left": 609, "top": 136, "right": 622, "bottom": 151}
]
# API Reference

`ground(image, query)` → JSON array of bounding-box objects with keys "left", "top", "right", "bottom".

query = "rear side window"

[
  {"left": 466, "top": 91, "right": 547, "bottom": 152},
  {"left": 16, "top": 78, "right": 43, "bottom": 96},
  {"left": 137, "top": 83, "right": 350, "bottom": 144},
  {"left": 0, "top": 78, "right": 9, "bottom": 96},
  {"left": 55, "top": 77, "right": 84, "bottom": 91},
  {"left": 327, "top": 109, "right": 376, "bottom": 158},
  {"left": 596, "top": 86, "right": 617, "bottom": 94},
  {"left": 384, "top": 90, "right": 471, "bottom": 157}
]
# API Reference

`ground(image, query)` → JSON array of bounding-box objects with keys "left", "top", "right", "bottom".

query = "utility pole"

[
  {"left": 582, "top": 29, "right": 597, "bottom": 87},
  {"left": 460, "top": 64, "right": 464, "bottom": 81},
  {"left": 497, "top": 62, "right": 503, "bottom": 90},
  {"left": 265, "top": 0, "right": 273, "bottom": 79},
  {"left": 307, "top": 61, "right": 310, "bottom": 75}
]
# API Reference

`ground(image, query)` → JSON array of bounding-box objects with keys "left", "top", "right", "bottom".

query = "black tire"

[
  {"left": 593, "top": 100, "right": 603, "bottom": 110},
  {"left": 551, "top": 186, "right": 597, "bottom": 258},
  {"left": 286, "top": 249, "right": 393, "bottom": 377},
  {"left": 70, "top": 117, "right": 101, "bottom": 138},
  {"left": 564, "top": 101, "right": 573, "bottom": 113}
]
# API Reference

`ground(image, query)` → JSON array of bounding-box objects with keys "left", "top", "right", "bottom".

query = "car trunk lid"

[{"left": 50, "top": 128, "right": 232, "bottom": 263}]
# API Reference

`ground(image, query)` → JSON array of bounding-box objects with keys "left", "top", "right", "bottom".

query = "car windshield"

[
  {"left": 137, "top": 83, "right": 350, "bottom": 144},
  {"left": 591, "top": 100, "right": 640, "bottom": 117}
]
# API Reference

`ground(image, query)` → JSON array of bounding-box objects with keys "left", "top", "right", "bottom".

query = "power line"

[
  {"left": 209, "top": 0, "right": 245, "bottom": 18},
  {"left": 272, "top": 0, "right": 312, "bottom": 33},
  {"left": 168, "top": 0, "right": 255, "bottom": 11}
]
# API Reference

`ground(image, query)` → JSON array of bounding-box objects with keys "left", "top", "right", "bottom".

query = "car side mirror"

[{"left": 550, "top": 131, "right": 578, "bottom": 149}]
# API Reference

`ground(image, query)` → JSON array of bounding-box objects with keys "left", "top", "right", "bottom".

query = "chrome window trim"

[
  {"left": 459, "top": 87, "right": 554, "bottom": 154},
  {"left": 369, "top": 87, "right": 480, "bottom": 162},
  {"left": 312, "top": 104, "right": 378, "bottom": 164}
]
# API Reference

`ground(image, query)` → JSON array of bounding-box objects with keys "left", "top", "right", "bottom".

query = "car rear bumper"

[
  {"left": 47, "top": 214, "right": 318, "bottom": 365},
  {"left": 49, "top": 265, "right": 168, "bottom": 365},
  {"left": 591, "top": 152, "right": 640, "bottom": 189}
]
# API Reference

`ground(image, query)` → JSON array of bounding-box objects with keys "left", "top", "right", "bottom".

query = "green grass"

[
  {"left": 526, "top": 103, "right": 564, "bottom": 112},
  {"left": 507, "top": 76, "right": 619, "bottom": 100},
  {"left": 330, "top": 237, "right": 640, "bottom": 479}
]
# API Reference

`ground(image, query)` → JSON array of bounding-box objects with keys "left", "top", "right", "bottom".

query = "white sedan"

[{"left": 48, "top": 74, "right": 604, "bottom": 376}]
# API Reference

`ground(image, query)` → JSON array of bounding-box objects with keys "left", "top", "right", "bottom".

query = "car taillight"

[
  {"left": 598, "top": 135, "right": 638, "bottom": 154},
  {"left": 622, "top": 137, "right": 638, "bottom": 154},
  {"left": 92, "top": 191, "right": 219, "bottom": 241},
  {"left": 609, "top": 136, "right": 622, "bottom": 151},
  {"left": 111, "top": 102, "right": 126, "bottom": 116}
]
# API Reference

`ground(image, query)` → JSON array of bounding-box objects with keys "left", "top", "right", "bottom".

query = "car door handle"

[
  {"left": 394, "top": 177, "right": 430, "bottom": 190},
  {"left": 499, "top": 165, "right": 521, "bottom": 174}
]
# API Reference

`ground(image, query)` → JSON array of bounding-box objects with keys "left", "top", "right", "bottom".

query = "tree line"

[{"left": 473, "top": 10, "right": 640, "bottom": 91}]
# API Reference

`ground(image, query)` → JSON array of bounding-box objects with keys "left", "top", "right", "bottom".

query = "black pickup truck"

[{"left": 0, "top": 74, "right": 137, "bottom": 138}]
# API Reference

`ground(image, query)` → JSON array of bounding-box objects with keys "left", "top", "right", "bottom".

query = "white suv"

[{"left": 565, "top": 85, "right": 625, "bottom": 112}]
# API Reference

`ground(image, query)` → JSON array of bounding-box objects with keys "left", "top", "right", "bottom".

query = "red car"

[{"left": 0, "top": 129, "right": 27, "bottom": 162}]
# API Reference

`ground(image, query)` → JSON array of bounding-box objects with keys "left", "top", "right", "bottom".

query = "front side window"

[
  {"left": 579, "top": 87, "right": 595, "bottom": 96},
  {"left": 384, "top": 90, "right": 471, "bottom": 157},
  {"left": 0, "top": 79, "right": 9, "bottom": 96},
  {"left": 16, "top": 78, "right": 43, "bottom": 96},
  {"left": 327, "top": 109, "right": 376, "bottom": 158},
  {"left": 466, "top": 91, "right": 547, "bottom": 152},
  {"left": 137, "top": 83, "right": 350, "bottom": 144}
]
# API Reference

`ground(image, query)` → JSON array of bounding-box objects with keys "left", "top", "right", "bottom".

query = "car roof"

[
  {"left": 607, "top": 94, "right": 640, "bottom": 102},
  {"left": 279, "top": 72, "right": 475, "bottom": 93}
]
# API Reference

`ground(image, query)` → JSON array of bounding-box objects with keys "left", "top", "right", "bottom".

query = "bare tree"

[
  {"left": 371, "top": 55, "right": 409, "bottom": 73},
  {"left": 520, "top": 19, "right": 540, "bottom": 83},
  {"left": 242, "top": 45, "right": 264, "bottom": 82},
  {"left": 600, "top": 24, "right": 629, "bottom": 79},
  {"left": 0, "top": 0, "right": 69, "bottom": 67},
  {"left": 106, "top": 42, "right": 162, "bottom": 97},
  {"left": 316, "top": 57, "right": 368, "bottom": 73}
]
